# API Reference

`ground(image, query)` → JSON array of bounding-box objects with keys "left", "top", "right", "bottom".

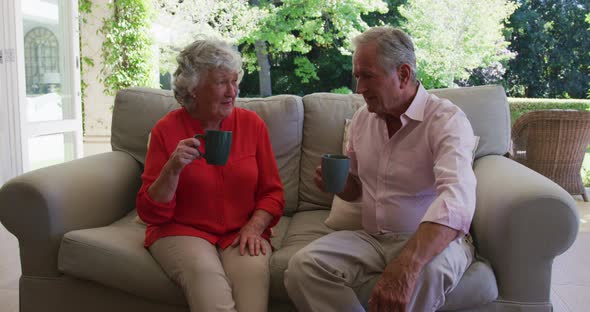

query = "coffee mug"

[
  {"left": 194, "top": 130, "right": 232, "bottom": 165},
  {"left": 321, "top": 154, "right": 350, "bottom": 193}
]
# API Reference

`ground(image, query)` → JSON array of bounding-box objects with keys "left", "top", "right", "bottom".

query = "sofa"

[{"left": 0, "top": 85, "right": 579, "bottom": 312}]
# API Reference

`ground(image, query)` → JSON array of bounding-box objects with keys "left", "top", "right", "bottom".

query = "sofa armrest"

[
  {"left": 0, "top": 151, "right": 142, "bottom": 277},
  {"left": 472, "top": 155, "right": 579, "bottom": 303}
]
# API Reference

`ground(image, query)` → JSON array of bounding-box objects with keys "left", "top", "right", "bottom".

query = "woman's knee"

[{"left": 224, "top": 255, "right": 270, "bottom": 282}]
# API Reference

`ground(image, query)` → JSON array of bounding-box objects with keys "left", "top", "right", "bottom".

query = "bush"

[
  {"left": 508, "top": 98, "right": 590, "bottom": 124},
  {"left": 330, "top": 87, "right": 353, "bottom": 94}
]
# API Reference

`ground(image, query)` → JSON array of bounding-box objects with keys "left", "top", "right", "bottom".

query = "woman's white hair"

[
  {"left": 173, "top": 38, "right": 244, "bottom": 107},
  {"left": 352, "top": 26, "right": 417, "bottom": 82}
]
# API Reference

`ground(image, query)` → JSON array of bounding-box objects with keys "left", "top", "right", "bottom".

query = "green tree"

[
  {"left": 99, "top": 0, "right": 157, "bottom": 95},
  {"left": 588, "top": 12, "right": 590, "bottom": 99},
  {"left": 505, "top": 0, "right": 590, "bottom": 98},
  {"left": 399, "top": 0, "right": 518, "bottom": 89},
  {"left": 154, "top": 0, "right": 263, "bottom": 74},
  {"left": 240, "top": 0, "right": 388, "bottom": 95}
]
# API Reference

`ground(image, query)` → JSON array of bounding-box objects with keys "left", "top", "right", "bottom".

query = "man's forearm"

[
  {"left": 337, "top": 173, "right": 362, "bottom": 201},
  {"left": 390, "top": 222, "right": 460, "bottom": 273}
]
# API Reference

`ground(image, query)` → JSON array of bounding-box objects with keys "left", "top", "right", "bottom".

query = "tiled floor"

[
  {"left": 0, "top": 200, "right": 589, "bottom": 312},
  {"left": 0, "top": 221, "right": 20, "bottom": 312},
  {"left": 551, "top": 197, "right": 590, "bottom": 312}
]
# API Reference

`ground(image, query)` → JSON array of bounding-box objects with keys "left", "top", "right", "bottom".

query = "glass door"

[
  {"left": 0, "top": 0, "right": 82, "bottom": 184},
  {"left": 4, "top": 0, "right": 83, "bottom": 177},
  {"left": 21, "top": 0, "right": 82, "bottom": 171}
]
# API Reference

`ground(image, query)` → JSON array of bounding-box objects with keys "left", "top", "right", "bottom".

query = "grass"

[{"left": 584, "top": 154, "right": 590, "bottom": 187}]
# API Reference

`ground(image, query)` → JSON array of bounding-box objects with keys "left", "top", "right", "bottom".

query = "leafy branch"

[{"left": 99, "top": 0, "right": 156, "bottom": 96}]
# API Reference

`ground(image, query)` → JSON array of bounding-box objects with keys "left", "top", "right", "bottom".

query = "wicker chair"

[{"left": 511, "top": 109, "right": 590, "bottom": 201}]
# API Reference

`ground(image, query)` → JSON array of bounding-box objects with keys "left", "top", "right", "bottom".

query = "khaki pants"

[
  {"left": 284, "top": 230, "right": 474, "bottom": 312},
  {"left": 150, "top": 235, "right": 271, "bottom": 312}
]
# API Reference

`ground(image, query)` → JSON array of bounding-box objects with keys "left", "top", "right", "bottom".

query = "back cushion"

[
  {"left": 235, "top": 96, "right": 304, "bottom": 216},
  {"left": 112, "top": 88, "right": 180, "bottom": 165},
  {"left": 298, "top": 93, "right": 366, "bottom": 211},
  {"left": 111, "top": 87, "right": 304, "bottom": 216},
  {"left": 430, "top": 85, "right": 510, "bottom": 158}
]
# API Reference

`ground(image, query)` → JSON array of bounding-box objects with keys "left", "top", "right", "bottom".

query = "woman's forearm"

[
  {"left": 248, "top": 209, "right": 274, "bottom": 233},
  {"left": 147, "top": 163, "right": 180, "bottom": 203}
]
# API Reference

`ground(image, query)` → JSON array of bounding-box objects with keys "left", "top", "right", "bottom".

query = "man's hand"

[
  {"left": 314, "top": 164, "right": 362, "bottom": 201},
  {"left": 368, "top": 222, "right": 460, "bottom": 312},
  {"left": 369, "top": 259, "right": 420, "bottom": 312}
]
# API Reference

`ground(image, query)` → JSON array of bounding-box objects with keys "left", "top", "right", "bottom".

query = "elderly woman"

[{"left": 136, "top": 39, "right": 284, "bottom": 312}]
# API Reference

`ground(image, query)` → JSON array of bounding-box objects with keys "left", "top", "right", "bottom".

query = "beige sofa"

[{"left": 0, "top": 85, "right": 579, "bottom": 312}]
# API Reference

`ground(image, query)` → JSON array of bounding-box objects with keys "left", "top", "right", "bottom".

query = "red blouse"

[{"left": 136, "top": 107, "right": 285, "bottom": 249}]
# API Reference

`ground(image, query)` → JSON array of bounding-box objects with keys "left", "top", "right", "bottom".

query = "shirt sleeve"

[
  {"left": 254, "top": 120, "right": 285, "bottom": 228},
  {"left": 136, "top": 126, "right": 177, "bottom": 225},
  {"left": 421, "top": 110, "right": 477, "bottom": 234}
]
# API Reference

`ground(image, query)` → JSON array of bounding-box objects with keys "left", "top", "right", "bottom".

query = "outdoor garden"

[{"left": 79, "top": 0, "right": 590, "bottom": 185}]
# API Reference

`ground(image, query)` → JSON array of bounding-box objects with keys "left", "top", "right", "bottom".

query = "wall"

[{"left": 79, "top": 0, "right": 113, "bottom": 156}]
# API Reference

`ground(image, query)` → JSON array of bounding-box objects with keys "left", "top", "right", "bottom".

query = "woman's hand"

[
  {"left": 164, "top": 137, "right": 201, "bottom": 176},
  {"left": 231, "top": 210, "right": 273, "bottom": 256},
  {"left": 231, "top": 222, "right": 267, "bottom": 256}
]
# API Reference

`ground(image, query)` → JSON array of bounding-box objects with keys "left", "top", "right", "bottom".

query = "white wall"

[{"left": 79, "top": 0, "right": 113, "bottom": 156}]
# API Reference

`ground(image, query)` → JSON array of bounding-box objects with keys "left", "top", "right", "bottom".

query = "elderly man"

[{"left": 284, "top": 26, "right": 477, "bottom": 312}]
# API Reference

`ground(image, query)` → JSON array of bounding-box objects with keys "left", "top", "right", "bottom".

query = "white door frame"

[
  {"left": 0, "top": 0, "right": 25, "bottom": 185},
  {"left": 0, "top": 0, "right": 82, "bottom": 184}
]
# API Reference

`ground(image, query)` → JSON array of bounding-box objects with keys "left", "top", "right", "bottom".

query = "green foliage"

[
  {"left": 154, "top": 0, "right": 263, "bottom": 74},
  {"left": 240, "top": 45, "right": 354, "bottom": 96},
  {"left": 240, "top": 0, "right": 388, "bottom": 85},
  {"left": 583, "top": 155, "right": 590, "bottom": 187},
  {"left": 505, "top": 0, "right": 590, "bottom": 99},
  {"left": 78, "top": 0, "right": 93, "bottom": 133},
  {"left": 587, "top": 12, "right": 590, "bottom": 99},
  {"left": 330, "top": 87, "right": 353, "bottom": 94},
  {"left": 79, "top": 0, "right": 92, "bottom": 22},
  {"left": 399, "top": 0, "right": 518, "bottom": 89},
  {"left": 508, "top": 97, "right": 590, "bottom": 124},
  {"left": 99, "top": 0, "right": 157, "bottom": 96}
]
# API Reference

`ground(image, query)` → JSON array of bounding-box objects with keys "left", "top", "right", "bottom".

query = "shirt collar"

[{"left": 402, "top": 83, "right": 428, "bottom": 122}]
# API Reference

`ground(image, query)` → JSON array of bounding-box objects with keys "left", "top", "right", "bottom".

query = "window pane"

[
  {"left": 28, "top": 132, "right": 76, "bottom": 170},
  {"left": 22, "top": 0, "right": 76, "bottom": 122}
]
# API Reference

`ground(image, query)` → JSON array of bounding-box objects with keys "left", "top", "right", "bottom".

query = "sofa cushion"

[
  {"left": 429, "top": 85, "right": 510, "bottom": 159},
  {"left": 59, "top": 210, "right": 293, "bottom": 306},
  {"left": 112, "top": 88, "right": 180, "bottom": 166},
  {"left": 439, "top": 260, "right": 498, "bottom": 310},
  {"left": 269, "top": 210, "right": 333, "bottom": 301},
  {"left": 234, "top": 96, "right": 304, "bottom": 217},
  {"left": 299, "top": 93, "right": 366, "bottom": 212},
  {"left": 58, "top": 211, "right": 186, "bottom": 306}
]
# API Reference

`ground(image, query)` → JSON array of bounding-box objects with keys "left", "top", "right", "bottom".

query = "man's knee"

[{"left": 284, "top": 247, "right": 319, "bottom": 289}]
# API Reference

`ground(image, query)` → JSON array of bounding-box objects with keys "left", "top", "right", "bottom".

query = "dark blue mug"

[
  {"left": 194, "top": 130, "right": 232, "bottom": 165},
  {"left": 321, "top": 154, "right": 350, "bottom": 193}
]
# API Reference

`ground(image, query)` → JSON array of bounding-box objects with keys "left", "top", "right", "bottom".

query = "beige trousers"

[
  {"left": 149, "top": 235, "right": 272, "bottom": 312},
  {"left": 284, "top": 230, "right": 474, "bottom": 312}
]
